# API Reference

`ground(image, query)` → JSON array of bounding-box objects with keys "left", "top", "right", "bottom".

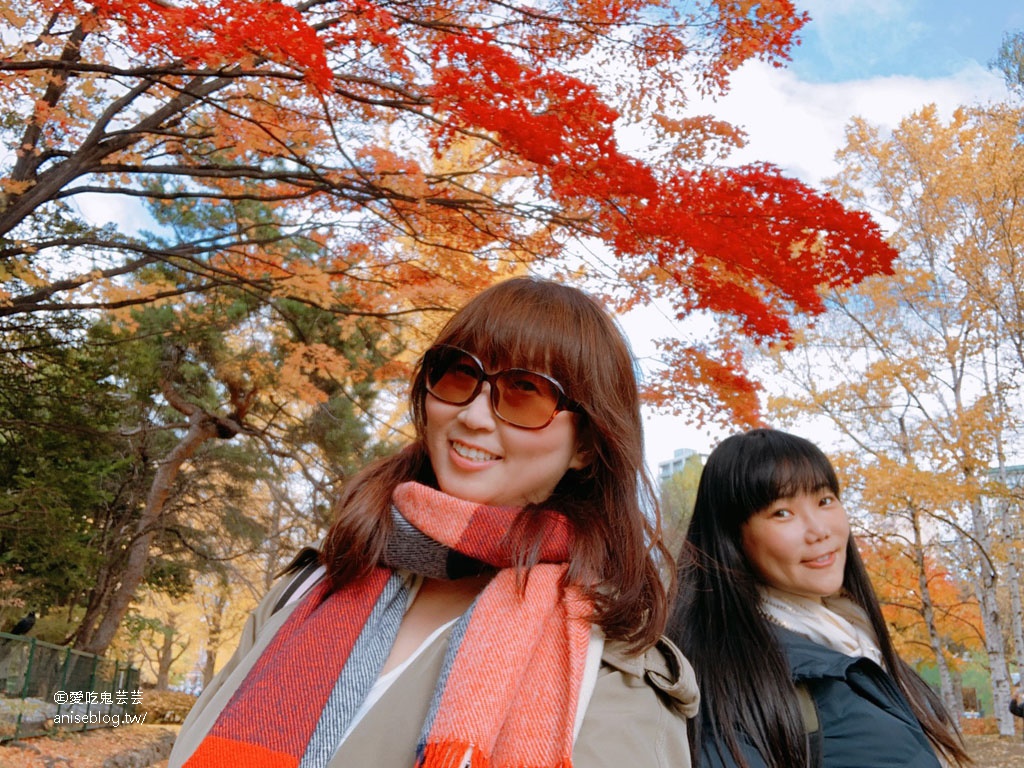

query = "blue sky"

[{"left": 792, "top": 1, "right": 1024, "bottom": 82}]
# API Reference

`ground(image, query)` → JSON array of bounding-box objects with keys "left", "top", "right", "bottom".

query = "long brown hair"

[{"left": 321, "top": 276, "right": 669, "bottom": 649}]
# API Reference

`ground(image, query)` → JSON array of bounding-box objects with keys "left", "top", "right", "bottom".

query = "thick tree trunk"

[
  {"left": 70, "top": 431, "right": 152, "bottom": 650},
  {"left": 72, "top": 563, "right": 117, "bottom": 650},
  {"left": 77, "top": 379, "right": 240, "bottom": 656}
]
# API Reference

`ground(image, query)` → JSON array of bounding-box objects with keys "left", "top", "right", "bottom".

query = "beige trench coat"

[{"left": 169, "top": 564, "right": 698, "bottom": 768}]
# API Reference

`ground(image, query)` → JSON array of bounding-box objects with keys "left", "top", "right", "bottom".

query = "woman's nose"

[
  {"left": 805, "top": 513, "right": 830, "bottom": 542},
  {"left": 457, "top": 382, "right": 498, "bottom": 429}
]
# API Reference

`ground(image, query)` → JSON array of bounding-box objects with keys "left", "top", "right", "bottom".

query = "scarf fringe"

[
  {"left": 417, "top": 740, "right": 479, "bottom": 768},
  {"left": 417, "top": 740, "right": 575, "bottom": 768}
]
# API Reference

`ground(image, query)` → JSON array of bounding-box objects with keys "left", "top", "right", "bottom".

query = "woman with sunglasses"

[
  {"left": 667, "top": 429, "right": 969, "bottom": 768},
  {"left": 170, "top": 276, "right": 697, "bottom": 768}
]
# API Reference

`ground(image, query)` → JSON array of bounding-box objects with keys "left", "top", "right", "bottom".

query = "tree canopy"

[
  {"left": 0, "top": 0, "right": 898, "bottom": 425},
  {"left": 769, "top": 102, "right": 1024, "bottom": 734},
  {"left": 0, "top": 0, "right": 905, "bottom": 659}
]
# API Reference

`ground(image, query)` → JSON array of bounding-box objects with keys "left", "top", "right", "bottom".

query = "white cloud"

[
  {"left": 75, "top": 192, "right": 152, "bottom": 235},
  {"left": 696, "top": 60, "right": 1010, "bottom": 186}
]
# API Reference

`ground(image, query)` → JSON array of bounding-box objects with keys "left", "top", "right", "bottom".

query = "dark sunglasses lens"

[
  {"left": 425, "top": 349, "right": 482, "bottom": 405},
  {"left": 493, "top": 371, "right": 561, "bottom": 428}
]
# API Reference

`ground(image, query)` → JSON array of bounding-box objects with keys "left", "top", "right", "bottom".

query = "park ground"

[{"left": 1, "top": 724, "right": 1023, "bottom": 767}]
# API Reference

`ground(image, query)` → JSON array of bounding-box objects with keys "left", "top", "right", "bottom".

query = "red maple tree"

[{"left": 1, "top": 0, "right": 896, "bottom": 427}]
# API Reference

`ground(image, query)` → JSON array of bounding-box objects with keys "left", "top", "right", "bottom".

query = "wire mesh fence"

[{"left": 0, "top": 631, "right": 140, "bottom": 741}]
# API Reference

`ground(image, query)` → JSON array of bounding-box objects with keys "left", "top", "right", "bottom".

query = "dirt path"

[
  {"left": 2, "top": 727, "right": 1022, "bottom": 767},
  {"left": 963, "top": 733, "right": 1024, "bottom": 767}
]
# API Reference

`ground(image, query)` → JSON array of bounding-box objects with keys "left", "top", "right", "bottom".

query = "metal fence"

[{"left": 0, "top": 631, "right": 140, "bottom": 741}]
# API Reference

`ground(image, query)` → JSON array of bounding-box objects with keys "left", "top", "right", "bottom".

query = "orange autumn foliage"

[
  {"left": 0, "top": 0, "right": 896, "bottom": 424},
  {"left": 858, "top": 536, "right": 983, "bottom": 665}
]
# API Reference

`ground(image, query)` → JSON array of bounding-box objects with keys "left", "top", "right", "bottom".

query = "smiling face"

[
  {"left": 424, "top": 380, "right": 587, "bottom": 507},
  {"left": 740, "top": 489, "right": 850, "bottom": 601}
]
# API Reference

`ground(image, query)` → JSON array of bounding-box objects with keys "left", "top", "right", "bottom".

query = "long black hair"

[{"left": 666, "top": 428, "right": 968, "bottom": 767}]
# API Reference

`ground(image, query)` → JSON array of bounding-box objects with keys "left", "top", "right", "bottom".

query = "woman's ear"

[
  {"left": 570, "top": 419, "right": 594, "bottom": 471},
  {"left": 569, "top": 445, "right": 591, "bottom": 471}
]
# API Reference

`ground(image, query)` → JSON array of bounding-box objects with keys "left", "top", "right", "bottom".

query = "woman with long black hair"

[{"left": 668, "top": 428, "right": 969, "bottom": 768}]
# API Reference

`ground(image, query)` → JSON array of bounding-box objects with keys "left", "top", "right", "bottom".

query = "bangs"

[
  {"left": 712, "top": 429, "right": 841, "bottom": 525},
  {"left": 433, "top": 279, "right": 597, "bottom": 403},
  {"left": 762, "top": 456, "right": 838, "bottom": 506}
]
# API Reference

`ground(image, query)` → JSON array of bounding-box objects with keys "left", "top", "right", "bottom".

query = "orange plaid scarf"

[{"left": 183, "top": 482, "right": 593, "bottom": 768}]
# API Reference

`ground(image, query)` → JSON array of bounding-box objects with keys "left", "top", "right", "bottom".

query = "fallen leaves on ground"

[
  {"left": 1, "top": 725, "right": 1022, "bottom": 767},
  {"left": 964, "top": 733, "right": 1024, "bottom": 768},
  {"left": 0, "top": 724, "right": 177, "bottom": 767}
]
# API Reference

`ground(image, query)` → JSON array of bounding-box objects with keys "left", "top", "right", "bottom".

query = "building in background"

[
  {"left": 658, "top": 448, "right": 700, "bottom": 485},
  {"left": 657, "top": 448, "right": 706, "bottom": 553}
]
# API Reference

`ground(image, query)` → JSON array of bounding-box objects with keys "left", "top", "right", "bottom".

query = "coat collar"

[{"left": 773, "top": 625, "right": 880, "bottom": 681}]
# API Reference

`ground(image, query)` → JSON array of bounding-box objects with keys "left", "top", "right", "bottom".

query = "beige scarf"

[{"left": 759, "top": 585, "right": 884, "bottom": 666}]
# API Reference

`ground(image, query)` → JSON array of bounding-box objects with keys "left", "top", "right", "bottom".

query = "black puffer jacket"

[
  {"left": 1011, "top": 687, "right": 1024, "bottom": 718},
  {"left": 699, "top": 627, "right": 941, "bottom": 768}
]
